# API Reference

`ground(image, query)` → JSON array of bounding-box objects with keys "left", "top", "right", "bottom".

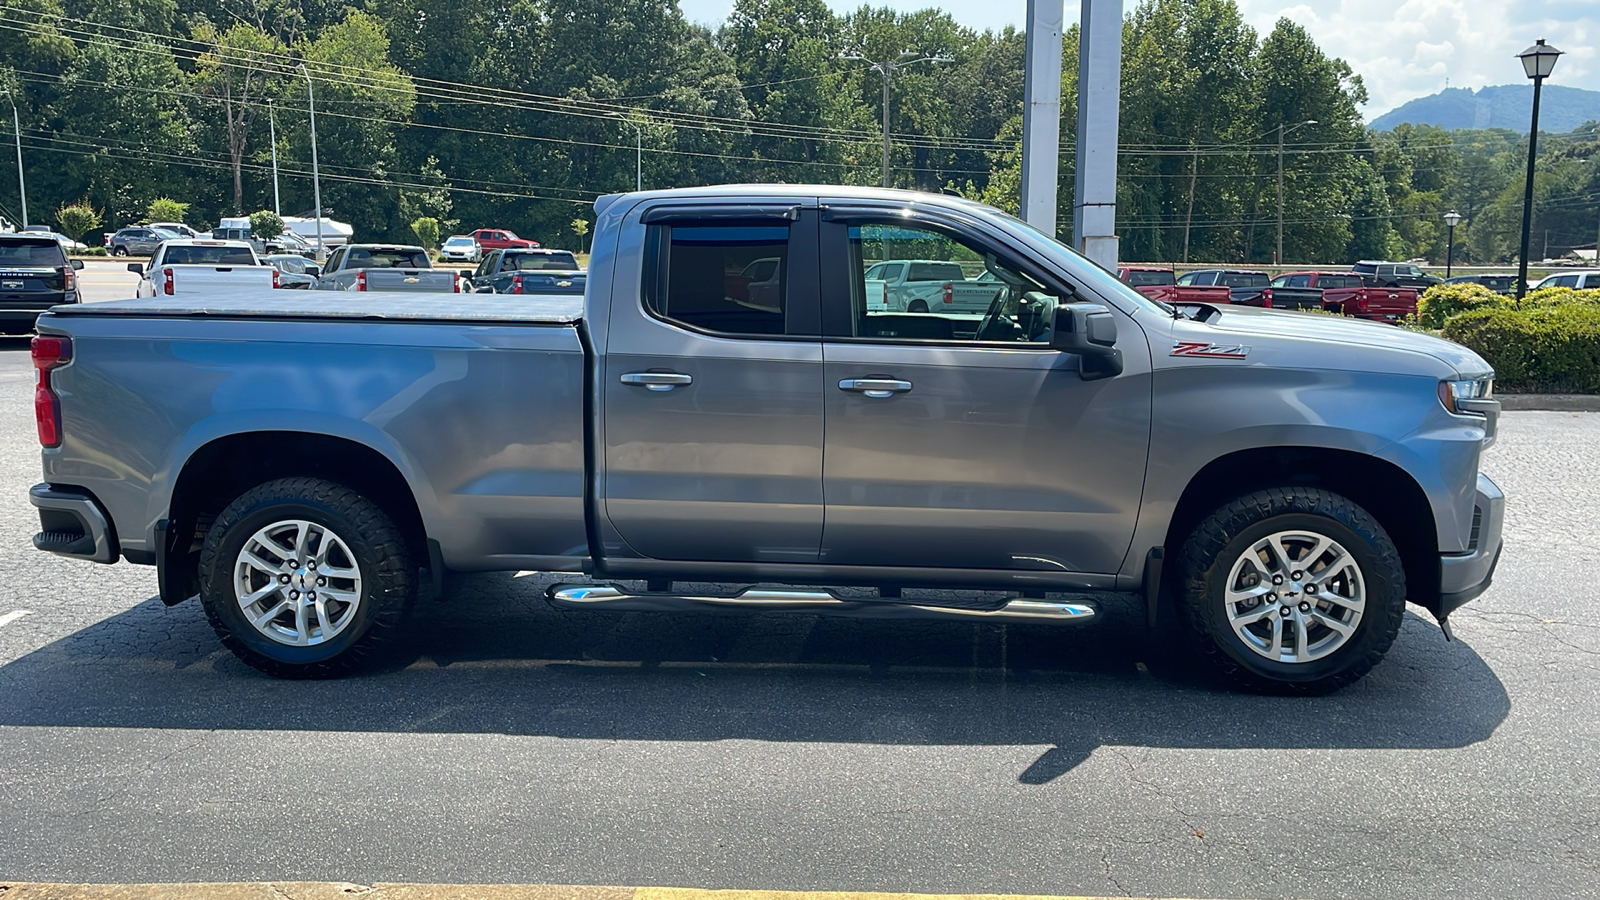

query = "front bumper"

[
  {"left": 30, "top": 483, "right": 119, "bottom": 564},
  {"left": 1437, "top": 472, "right": 1504, "bottom": 618}
]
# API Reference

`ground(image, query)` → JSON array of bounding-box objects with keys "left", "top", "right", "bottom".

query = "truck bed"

[{"left": 52, "top": 291, "right": 584, "bottom": 324}]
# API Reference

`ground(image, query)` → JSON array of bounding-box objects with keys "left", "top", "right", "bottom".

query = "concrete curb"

[
  {"left": 0, "top": 886, "right": 1192, "bottom": 900},
  {"left": 1497, "top": 394, "right": 1600, "bottom": 411}
]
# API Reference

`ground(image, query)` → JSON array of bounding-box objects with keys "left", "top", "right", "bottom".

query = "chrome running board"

[{"left": 545, "top": 584, "right": 1097, "bottom": 624}]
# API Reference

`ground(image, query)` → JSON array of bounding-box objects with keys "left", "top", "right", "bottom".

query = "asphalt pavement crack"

[{"left": 1101, "top": 849, "right": 1133, "bottom": 897}]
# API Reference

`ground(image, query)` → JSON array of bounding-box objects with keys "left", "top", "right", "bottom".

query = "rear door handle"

[
  {"left": 620, "top": 371, "right": 693, "bottom": 391},
  {"left": 839, "top": 378, "right": 912, "bottom": 398}
]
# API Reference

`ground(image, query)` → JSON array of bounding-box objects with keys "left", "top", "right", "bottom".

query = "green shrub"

[
  {"left": 411, "top": 216, "right": 440, "bottom": 250},
  {"left": 248, "top": 209, "right": 285, "bottom": 241},
  {"left": 1442, "top": 304, "right": 1600, "bottom": 394},
  {"left": 1523, "top": 286, "right": 1600, "bottom": 308},
  {"left": 73, "top": 247, "right": 108, "bottom": 257},
  {"left": 147, "top": 197, "right": 189, "bottom": 224},
  {"left": 56, "top": 202, "right": 102, "bottom": 245},
  {"left": 1416, "top": 282, "right": 1513, "bottom": 330}
]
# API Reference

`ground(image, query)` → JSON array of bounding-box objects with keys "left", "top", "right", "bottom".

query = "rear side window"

[
  {"left": 1219, "top": 272, "right": 1267, "bottom": 287},
  {"left": 1547, "top": 274, "right": 1580, "bottom": 288},
  {"left": 647, "top": 222, "right": 790, "bottom": 336},
  {"left": 1319, "top": 275, "right": 1361, "bottom": 289},
  {"left": 1126, "top": 270, "right": 1174, "bottom": 287},
  {"left": 0, "top": 239, "right": 67, "bottom": 267}
]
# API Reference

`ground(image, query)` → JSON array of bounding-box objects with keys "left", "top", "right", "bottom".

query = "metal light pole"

[
  {"left": 1276, "top": 119, "right": 1316, "bottom": 266},
  {"left": 267, "top": 99, "right": 281, "bottom": 217},
  {"left": 1515, "top": 39, "right": 1562, "bottom": 299},
  {"left": 296, "top": 64, "right": 325, "bottom": 261},
  {"left": 1443, "top": 210, "right": 1462, "bottom": 279},
  {"left": 2, "top": 89, "right": 27, "bottom": 228},
  {"left": 842, "top": 51, "right": 951, "bottom": 188}
]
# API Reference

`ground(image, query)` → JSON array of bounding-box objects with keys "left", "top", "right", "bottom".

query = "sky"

[{"left": 676, "top": 0, "right": 1597, "bottom": 119}]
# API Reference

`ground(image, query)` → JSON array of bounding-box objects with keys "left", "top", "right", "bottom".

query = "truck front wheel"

[
  {"left": 1178, "top": 487, "right": 1406, "bottom": 694},
  {"left": 197, "top": 477, "right": 415, "bottom": 678}
]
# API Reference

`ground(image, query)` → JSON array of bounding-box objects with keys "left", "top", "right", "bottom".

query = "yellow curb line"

[{"left": 0, "top": 884, "right": 1204, "bottom": 900}]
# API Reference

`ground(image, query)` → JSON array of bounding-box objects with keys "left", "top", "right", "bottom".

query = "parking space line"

[
  {"left": 0, "top": 885, "right": 1207, "bottom": 900},
  {"left": 0, "top": 609, "right": 33, "bottom": 628}
]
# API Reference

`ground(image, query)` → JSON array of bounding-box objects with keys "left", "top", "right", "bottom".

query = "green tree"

[
  {"left": 249, "top": 209, "right": 285, "bottom": 240},
  {"left": 570, "top": 216, "right": 589, "bottom": 253},
  {"left": 410, "top": 216, "right": 440, "bottom": 250},
  {"left": 147, "top": 197, "right": 189, "bottom": 223},
  {"left": 192, "top": 23, "right": 287, "bottom": 212},
  {"left": 56, "top": 201, "right": 100, "bottom": 244}
]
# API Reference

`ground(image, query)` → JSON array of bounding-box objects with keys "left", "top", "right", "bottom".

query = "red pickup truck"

[
  {"left": 468, "top": 228, "right": 541, "bottom": 251},
  {"left": 1273, "top": 271, "right": 1419, "bottom": 322},
  {"left": 1117, "top": 266, "right": 1233, "bottom": 305}
]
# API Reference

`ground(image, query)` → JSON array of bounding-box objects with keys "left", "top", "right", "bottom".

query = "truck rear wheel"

[
  {"left": 197, "top": 477, "right": 415, "bottom": 678},
  {"left": 1178, "top": 487, "right": 1406, "bottom": 694}
]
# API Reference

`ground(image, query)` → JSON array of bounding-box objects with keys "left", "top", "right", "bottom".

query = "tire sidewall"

[
  {"left": 1194, "top": 509, "right": 1401, "bottom": 688},
  {"left": 202, "top": 494, "right": 388, "bottom": 669}
]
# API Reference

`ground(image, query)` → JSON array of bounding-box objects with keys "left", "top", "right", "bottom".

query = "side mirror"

[
  {"left": 127, "top": 263, "right": 144, "bottom": 275},
  {"left": 70, "top": 259, "right": 84, "bottom": 270},
  {"left": 1049, "top": 302, "right": 1123, "bottom": 380},
  {"left": 305, "top": 266, "right": 321, "bottom": 278}
]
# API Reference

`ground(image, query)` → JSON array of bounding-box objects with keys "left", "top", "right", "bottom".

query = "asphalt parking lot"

[{"left": 0, "top": 297, "right": 1597, "bottom": 896}]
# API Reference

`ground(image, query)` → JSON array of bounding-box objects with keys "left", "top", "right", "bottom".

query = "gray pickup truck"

[
  {"left": 312, "top": 244, "right": 461, "bottom": 293},
  {"left": 27, "top": 185, "right": 1503, "bottom": 694}
]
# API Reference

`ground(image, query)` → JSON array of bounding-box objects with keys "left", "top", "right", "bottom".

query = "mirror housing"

[
  {"left": 70, "top": 259, "right": 84, "bottom": 270},
  {"left": 1049, "top": 302, "right": 1123, "bottom": 379},
  {"left": 126, "top": 263, "right": 144, "bottom": 275},
  {"left": 305, "top": 266, "right": 321, "bottom": 278}
]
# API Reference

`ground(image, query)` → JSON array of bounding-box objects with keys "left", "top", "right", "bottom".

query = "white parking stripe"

[{"left": 0, "top": 609, "right": 33, "bottom": 628}]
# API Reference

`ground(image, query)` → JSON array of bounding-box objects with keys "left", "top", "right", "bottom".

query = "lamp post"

[
  {"left": 1443, "top": 210, "right": 1462, "bottom": 279},
  {"left": 296, "top": 64, "right": 325, "bottom": 261},
  {"left": 842, "top": 50, "right": 952, "bottom": 188},
  {"left": 267, "top": 99, "right": 281, "bottom": 217},
  {"left": 1, "top": 89, "right": 27, "bottom": 228},
  {"left": 1276, "top": 119, "right": 1317, "bottom": 265},
  {"left": 1515, "top": 39, "right": 1562, "bottom": 299}
]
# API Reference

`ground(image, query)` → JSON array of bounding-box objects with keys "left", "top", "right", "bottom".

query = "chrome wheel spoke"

[
  {"left": 248, "top": 597, "right": 292, "bottom": 628},
  {"left": 238, "top": 582, "right": 280, "bottom": 609},
  {"left": 1310, "top": 610, "right": 1356, "bottom": 638},
  {"left": 1229, "top": 603, "right": 1275, "bottom": 627},
  {"left": 239, "top": 549, "right": 282, "bottom": 577}
]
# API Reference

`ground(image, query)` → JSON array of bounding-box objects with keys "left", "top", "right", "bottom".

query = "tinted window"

[
  {"left": 344, "top": 248, "right": 430, "bottom": 269},
  {"left": 1548, "top": 274, "right": 1580, "bottom": 288},
  {"left": 1219, "top": 272, "right": 1268, "bottom": 287},
  {"left": 648, "top": 223, "right": 789, "bottom": 336},
  {"left": 1318, "top": 275, "right": 1361, "bottom": 289},
  {"left": 1286, "top": 274, "right": 1310, "bottom": 287},
  {"left": 0, "top": 239, "right": 67, "bottom": 267},
  {"left": 1125, "top": 270, "right": 1175, "bottom": 287},
  {"left": 510, "top": 252, "right": 578, "bottom": 271},
  {"left": 163, "top": 245, "right": 256, "bottom": 265},
  {"left": 906, "top": 261, "right": 967, "bottom": 282}
]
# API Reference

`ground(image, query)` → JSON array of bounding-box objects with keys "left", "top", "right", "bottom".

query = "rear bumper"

[
  {"left": 30, "top": 483, "right": 119, "bottom": 564},
  {"left": 1437, "top": 473, "right": 1504, "bottom": 618}
]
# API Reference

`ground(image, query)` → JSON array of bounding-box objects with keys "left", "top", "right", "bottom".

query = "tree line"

[{"left": 0, "top": 0, "right": 1595, "bottom": 264}]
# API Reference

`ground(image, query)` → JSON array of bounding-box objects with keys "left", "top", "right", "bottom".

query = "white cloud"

[{"left": 677, "top": 0, "right": 1597, "bottom": 116}]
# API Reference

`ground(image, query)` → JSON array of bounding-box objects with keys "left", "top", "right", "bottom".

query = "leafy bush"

[
  {"left": 74, "top": 247, "right": 108, "bottom": 257},
  {"left": 411, "top": 216, "right": 440, "bottom": 250},
  {"left": 56, "top": 202, "right": 102, "bottom": 245},
  {"left": 1442, "top": 304, "right": 1600, "bottom": 393},
  {"left": 147, "top": 197, "right": 189, "bottom": 224},
  {"left": 248, "top": 209, "right": 285, "bottom": 240},
  {"left": 1416, "top": 282, "right": 1513, "bottom": 330},
  {"left": 1523, "top": 286, "right": 1600, "bottom": 308}
]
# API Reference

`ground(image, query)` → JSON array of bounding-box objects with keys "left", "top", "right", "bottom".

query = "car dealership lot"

[{"left": 0, "top": 338, "right": 1595, "bottom": 898}]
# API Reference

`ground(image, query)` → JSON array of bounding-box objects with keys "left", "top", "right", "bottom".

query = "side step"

[{"left": 545, "top": 584, "right": 1097, "bottom": 624}]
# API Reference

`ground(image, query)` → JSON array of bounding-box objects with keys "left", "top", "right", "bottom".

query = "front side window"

[
  {"left": 646, "top": 222, "right": 790, "bottom": 336},
  {"left": 842, "top": 220, "right": 1062, "bottom": 343}
]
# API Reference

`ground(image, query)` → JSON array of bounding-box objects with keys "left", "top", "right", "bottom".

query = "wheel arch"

[
  {"left": 1162, "top": 446, "right": 1440, "bottom": 616},
  {"left": 160, "top": 431, "right": 429, "bottom": 605}
]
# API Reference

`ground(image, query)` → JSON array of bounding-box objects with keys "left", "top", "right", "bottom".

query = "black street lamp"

[
  {"left": 1443, "top": 210, "right": 1462, "bottom": 279},
  {"left": 1515, "top": 39, "right": 1562, "bottom": 299}
]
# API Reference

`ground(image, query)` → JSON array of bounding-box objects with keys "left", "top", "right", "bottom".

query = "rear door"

[
  {"left": 814, "top": 206, "right": 1151, "bottom": 576},
  {"left": 601, "top": 202, "right": 825, "bottom": 564}
]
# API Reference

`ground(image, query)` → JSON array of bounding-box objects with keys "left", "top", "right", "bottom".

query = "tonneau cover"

[{"left": 50, "top": 291, "right": 583, "bottom": 324}]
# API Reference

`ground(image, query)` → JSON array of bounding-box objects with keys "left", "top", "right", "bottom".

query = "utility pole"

[
  {"left": 297, "top": 64, "right": 324, "bottom": 261},
  {"left": 267, "top": 99, "right": 281, "bottom": 217},
  {"left": 1020, "top": 0, "right": 1063, "bottom": 232},
  {"left": 1276, "top": 119, "right": 1317, "bottom": 266},
  {"left": 2, "top": 90, "right": 27, "bottom": 228},
  {"left": 1183, "top": 143, "right": 1198, "bottom": 263},
  {"left": 842, "top": 50, "right": 950, "bottom": 188}
]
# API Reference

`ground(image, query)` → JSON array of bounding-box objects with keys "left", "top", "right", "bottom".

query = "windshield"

[
  {"left": 0, "top": 239, "right": 67, "bottom": 267},
  {"left": 444, "top": 237, "right": 474, "bottom": 247},
  {"left": 988, "top": 210, "right": 1172, "bottom": 316}
]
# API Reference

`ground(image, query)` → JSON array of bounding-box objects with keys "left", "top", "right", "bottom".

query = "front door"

[
  {"left": 816, "top": 211, "right": 1151, "bottom": 576},
  {"left": 601, "top": 205, "right": 825, "bottom": 564}
]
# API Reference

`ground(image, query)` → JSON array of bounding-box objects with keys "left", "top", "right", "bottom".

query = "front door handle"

[
  {"left": 621, "top": 371, "right": 693, "bottom": 391},
  {"left": 839, "top": 377, "right": 912, "bottom": 398}
]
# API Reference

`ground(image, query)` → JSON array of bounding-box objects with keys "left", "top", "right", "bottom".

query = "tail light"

[
  {"left": 1260, "top": 288, "right": 1273, "bottom": 308},
  {"left": 271, "top": 268, "right": 281, "bottom": 289},
  {"left": 512, "top": 274, "right": 524, "bottom": 294},
  {"left": 162, "top": 267, "right": 174, "bottom": 295},
  {"left": 942, "top": 283, "right": 953, "bottom": 305},
  {"left": 32, "top": 335, "right": 71, "bottom": 448},
  {"left": 356, "top": 270, "right": 367, "bottom": 292},
  {"left": 61, "top": 266, "right": 75, "bottom": 294},
  {"left": 453, "top": 272, "right": 463, "bottom": 293}
]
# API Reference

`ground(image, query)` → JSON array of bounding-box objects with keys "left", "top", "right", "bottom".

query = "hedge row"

[{"left": 1441, "top": 303, "right": 1600, "bottom": 394}]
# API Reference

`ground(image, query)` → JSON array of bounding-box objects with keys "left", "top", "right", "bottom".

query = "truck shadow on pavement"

[{"left": 0, "top": 571, "right": 1509, "bottom": 783}]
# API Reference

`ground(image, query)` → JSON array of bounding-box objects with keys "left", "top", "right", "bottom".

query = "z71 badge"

[{"left": 1172, "top": 341, "right": 1250, "bottom": 359}]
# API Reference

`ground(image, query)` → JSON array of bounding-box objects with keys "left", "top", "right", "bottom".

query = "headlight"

[{"left": 1438, "top": 378, "right": 1493, "bottom": 415}]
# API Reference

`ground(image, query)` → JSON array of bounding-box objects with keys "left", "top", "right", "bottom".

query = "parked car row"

[
  {"left": 436, "top": 228, "right": 545, "bottom": 264},
  {"left": 1118, "top": 264, "right": 1422, "bottom": 322}
]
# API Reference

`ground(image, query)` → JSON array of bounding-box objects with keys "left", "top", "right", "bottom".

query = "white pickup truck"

[
  {"left": 864, "top": 258, "right": 1008, "bottom": 313},
  {"left": 130, "top": 239, "right": 278, "bottom": 297}
]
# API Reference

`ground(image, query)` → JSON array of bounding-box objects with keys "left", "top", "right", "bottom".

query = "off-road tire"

[
  {"left": 1178, "top": 487, "right": 1406, "bottom": 695},
  {"left": 198, "top": 477, "right": 415, "bottom": 678}
]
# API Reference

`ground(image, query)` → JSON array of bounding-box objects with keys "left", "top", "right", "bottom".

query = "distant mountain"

[{"left": 1370, "top": 84, "right": 1600, "bottom": 133}]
